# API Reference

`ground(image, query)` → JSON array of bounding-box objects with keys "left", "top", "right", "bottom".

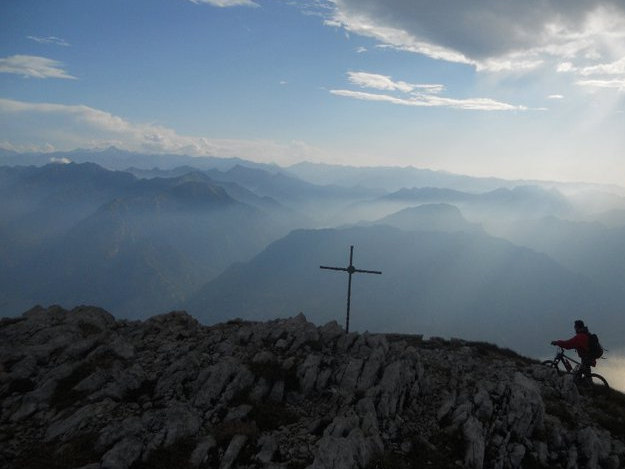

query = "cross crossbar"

[{"left": 320, "top": 245, "right": 382, "bottom": 333}]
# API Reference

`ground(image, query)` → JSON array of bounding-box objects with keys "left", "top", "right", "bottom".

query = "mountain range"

[
  {"left": 0, "top": 162, "right": 294, "bottom": 316},
  {"left": 184, "top": 225, "right": 597, "bottom": 356},
  {"left": 1, "top": 148, "right": 625, "bottom": 359}
]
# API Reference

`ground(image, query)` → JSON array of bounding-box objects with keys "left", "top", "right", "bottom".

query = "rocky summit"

[{"left": 1, "top": 306, "right": 624, "bottom": 469}]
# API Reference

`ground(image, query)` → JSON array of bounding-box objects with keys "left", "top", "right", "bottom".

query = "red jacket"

[{"left": 554, "top": 332, "right": 595, "bottom": 365}]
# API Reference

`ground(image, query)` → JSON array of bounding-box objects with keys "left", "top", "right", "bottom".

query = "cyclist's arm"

[{"left": 553, "top": 335, "right": 584, "bottom": 350}]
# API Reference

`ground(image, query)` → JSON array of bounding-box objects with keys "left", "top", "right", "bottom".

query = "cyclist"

[{"left": 551, "top": 320, "right": 595, "bottom": 381}]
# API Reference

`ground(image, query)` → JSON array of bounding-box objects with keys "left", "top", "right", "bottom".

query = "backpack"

[{"left": 587, "top": 333, "right": 603, "bottom": 359}]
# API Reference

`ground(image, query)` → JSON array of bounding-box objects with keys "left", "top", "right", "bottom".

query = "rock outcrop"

[{"left": 1, "top": 305, "right": 624, "bottom": 468}]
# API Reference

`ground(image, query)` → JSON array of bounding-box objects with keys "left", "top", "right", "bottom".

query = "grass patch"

[
  {"left": 385, "top": 333, "right": 536, "bottom": 366},
  {"left": 248, "top": 360, "right": 299, "bottom": 392},
  {"left": 124, "top": 378, "right": 157, "bottom": 403},
  {"left": 520, "top": 451, "right": 545, "bottom": 469},
  {"left": 587, "top": 389, "right": 625, "bottom": 440},
  {"left": 214, "top": 420, "right": 258, "bottom": 446},
  {"left": 249, "top": 401, "right": 298, "bottom": 431},
  {"left": 366, "top": 431, "right": 465, "bottom": 469},
  {"left": 304, "top": 339, "right": 323, "bottom": 352},
  {"left": 78, "top": 321, "right": 102, "bottom": 337},
  {"left": 0, "top": 317, "right": 26, "bottom": 329},
  {"left": 287, "top": 460, "right": 314, "bottom": 469},
  {"left": 545, "top": 400, "right": 576, "bottom": 429},
  {"left": 8, "top": 378, "right": 36, "bottom": 395},
  {"left": 13, "top": 432, "right": 101, "bottom": 469},
  {"left": 131, "top": 437, "right": 196, "bottom": 469},
  {"left": 49, "top": 362, "right": 94, "bottom": 410},
  {"left": 50, "top": 349, "right": 124, "bottom": 410}
]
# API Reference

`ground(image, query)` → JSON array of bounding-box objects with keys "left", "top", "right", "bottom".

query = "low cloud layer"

[{"left": 0, "top": 98, "right": 325, "bottom": 165}]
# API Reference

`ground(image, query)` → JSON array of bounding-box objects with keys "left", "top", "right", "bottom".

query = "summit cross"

[{"left": 320, "top": 245, "right": 382, "bottom": 333}]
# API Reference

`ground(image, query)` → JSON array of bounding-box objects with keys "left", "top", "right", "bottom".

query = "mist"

[
  {"left": 597, "top": 349, "right": 625, "bottom": 394},
  {"left": 1, "top": 151, "right": 625, "bottom": 366}
]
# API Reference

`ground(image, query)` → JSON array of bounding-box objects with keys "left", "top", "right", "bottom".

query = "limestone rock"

[{"left": 1, "top": 305, "right": 623, "bottom": 469}]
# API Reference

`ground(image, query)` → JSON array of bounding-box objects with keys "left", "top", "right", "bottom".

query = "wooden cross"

[{"left": 320, "top": 245, "right": 382, "bottom": 333}]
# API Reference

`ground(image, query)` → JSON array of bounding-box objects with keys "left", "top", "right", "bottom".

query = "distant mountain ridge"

[
  {"left": 0, "top": 162, "right": 296, "bottom": 317},
  {"left": 0, "top": 146, "right": 280, "bottom": 173},
  {"left": 372, "top": 204, "right": 483, "bottom": 233},
  {"left": 185, "top": 225, "right": 598, "bottom": 356},
  {"left": 3, "top": 146, "right": 623, "bottom": 195},
  {"left": 2, "top": 150, "right": 625, "bottom": 359}
]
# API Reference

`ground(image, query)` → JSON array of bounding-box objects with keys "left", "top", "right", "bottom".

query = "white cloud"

[
  {"left": 579, "top": 57, "right": 625, "bottom": 76},
  {"left": 27, "top": 36, "right": 70, "bottom": 47},
  {"left": 575, "top": 78, "right": 625, "bottom": 91},
  {"left": 557, "top": 62, "right": 576, "bottom": 73},
  {"left": 332, "top": 71, "right": 524, "bottom": 111},
  {"left": 50, "top": 157, "right": 72, "bottom": 164},
  {"left": 0, "top": 98, "right": 327, "bottom": 165},
  {"left": 0, "top": 55, "right": 76, "bottom": 79},
  {"left": 548, "top": 94, "right": 564, "bottom": 100},
  {"left": 572, "top": 57, "right": 625, "bottom": 91},
  {"left": 348, "top": 71, "right": 419, "bottom": 93},
  {"left": 330, "top": 88, "right": 525, "bottom": 111},
  {"left": 350, "top": 72, "right": 445, "bottom": 94},
  {"left": 325, "top": 0, "right": 625, "bottom": 78},
  {"left": 189, "top": 0, "right": 258, "bottom": 7}
]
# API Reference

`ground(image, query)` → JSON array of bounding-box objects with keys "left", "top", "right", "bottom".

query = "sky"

[{"left": 1, "top": 0, "right": 625, "bottom": 185}]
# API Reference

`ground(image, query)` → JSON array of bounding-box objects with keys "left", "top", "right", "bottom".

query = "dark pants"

[{"left": 575, "top": 356, "right": 593, "bottom": 382}]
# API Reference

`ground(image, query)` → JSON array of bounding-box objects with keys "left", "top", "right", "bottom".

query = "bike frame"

[
  {"left": 544, "top": 346, "right": 609, "bottom": 391},
  {"left": 552, "top": 347, "right": 583, "bottom": 373}
]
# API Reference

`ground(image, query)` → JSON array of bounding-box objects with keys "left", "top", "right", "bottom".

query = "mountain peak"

[{"left": 2, "top": 305, "right": 623, "bottom": 469}]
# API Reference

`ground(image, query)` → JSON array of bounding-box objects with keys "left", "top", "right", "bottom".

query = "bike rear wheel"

[
  {"left": 576, "top": 373, "right": 610, "bottom": 396},
  {"left": 590, "top": 373, "right": 609, "bottom": 388}
]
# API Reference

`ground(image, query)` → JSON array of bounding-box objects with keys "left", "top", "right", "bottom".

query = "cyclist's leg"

[{"left": 579, "top": 359, "right": 593, "bottom": 384}]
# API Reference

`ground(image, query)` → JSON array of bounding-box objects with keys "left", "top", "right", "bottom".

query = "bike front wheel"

[{"left": 542, "top": 360, "right": 564, "bottom": 375}]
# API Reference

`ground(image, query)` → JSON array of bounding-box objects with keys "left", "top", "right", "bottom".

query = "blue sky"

[{"left": 1, "top": 0, "right": 625, "bottom": 184}]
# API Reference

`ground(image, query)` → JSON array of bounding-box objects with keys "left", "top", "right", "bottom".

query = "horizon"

[
  {"left": 4, "top": 145, "right": 625, "bottom": 192},
  {"left": 2, "top": 1, "right": 625, "bottom": 186}
]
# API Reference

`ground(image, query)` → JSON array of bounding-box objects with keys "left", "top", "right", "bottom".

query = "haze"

[
  {"left": 1, "top": 1, "right": 624, "bottom": 391},
  {"left": 1, "top": 0, "right": 625, "bottom": 184}
]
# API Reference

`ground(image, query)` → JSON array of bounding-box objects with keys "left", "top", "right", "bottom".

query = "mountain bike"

[{"left": 542, "top": 346, "right": 609, "bottom": 393}]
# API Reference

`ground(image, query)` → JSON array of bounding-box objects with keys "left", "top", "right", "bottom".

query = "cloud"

[
  {"left": 325, "top": 0, "right": 625, "bottom": 78},
  {"left": 0, "top": 55, "right": 76, "bottom": 79},
  {"left": 331, "top": 89, "right": 525, "bottom": 111},
  {"left": 27, "top": 36, "right": 70, "bottom": 47},
  {"left": 50, "top": 157, "right": 72, "bottom": 164},
  {"left": 579, "top": 57, "right": 625, "bottom": 76},
  {"left": 331, "top": 72, "right": 526, "bottom": 111},
  {"left": 189, "top": 0, "right": 258, "bottom": 7},
  {"left": 0, "top": 98, "right": 327, "bottom": 165},
  {"left": 575, "top": 78, "right": 625, "bottom": 91},
  {"left": 347, "top": 71, "right": 444, "bottom": 94}
]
